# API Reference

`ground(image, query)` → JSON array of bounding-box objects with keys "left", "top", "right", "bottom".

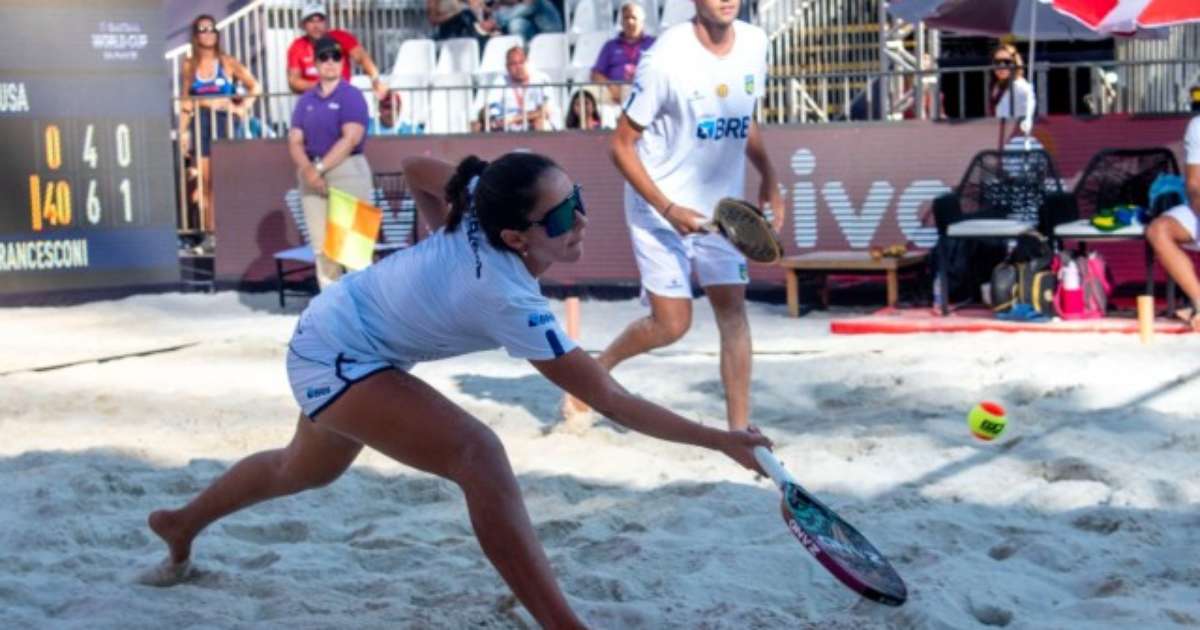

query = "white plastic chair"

[
  {"left": 428, "top": 73, "right": 474, "bottom": 134},
  {"left": 569, "top": 0, "right": 614, "bottom": 40},
  {"left": 528, "top": 33, "right": 570, "bottom": 77},
  {"left": 478, "top": 34, "right": 526, "bottom": 77},
  {"left": 571, "top": 30, "right": 610, "bottom": 74},
  {"left": 388, "top": 72, "right": 431, "bottom": 131},
  {"left": 350, "top": 74, "right": 378, "bottom": 119},
  {"left": 659, "top": 0, "right": 694, "bottom": 29},
  {"left": 390, "top": 38, "right": 436, "bottom": 78},
  {"left": 435, "top": 37, "right": 480, "bottom": 75}
]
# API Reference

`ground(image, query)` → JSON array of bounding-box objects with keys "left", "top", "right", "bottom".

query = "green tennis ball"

[{"left": 968, "top": 402, "right": 1007, "bottom": 441}]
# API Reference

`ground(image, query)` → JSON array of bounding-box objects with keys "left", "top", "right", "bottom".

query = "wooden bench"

[{"left": 780, "top": 250, "right": 930, "bottom": 317}]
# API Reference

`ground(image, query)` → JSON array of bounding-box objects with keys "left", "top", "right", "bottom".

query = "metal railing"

[{"left": 763, "top": 58, "right": 1200, "bottom": 125}]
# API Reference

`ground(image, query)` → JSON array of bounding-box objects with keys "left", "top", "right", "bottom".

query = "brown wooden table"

[{"left": 779, "top": 250, "right": 930, "bottom": 317}]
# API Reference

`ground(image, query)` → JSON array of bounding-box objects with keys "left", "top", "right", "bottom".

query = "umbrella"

[
  {"left": 888, "top": 0, "right": 1109, "bottom": 39},
  {"left": 1053, "top": 0, "right": 1200, "bottom": 33}
]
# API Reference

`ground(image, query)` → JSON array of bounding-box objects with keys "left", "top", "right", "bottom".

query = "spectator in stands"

[
  {"left": 564, "top": 90, "right": 600, "bottom": 130},
  {"left": 368, "top": 93, "right": 424, "bottom": 135},
  {"left": 473, "top": 45, "right": 557, "bottom": 132},
  {"left": 1146, "top": 99, "right": 1200, "bottom": 330},
  {"left": 428, "top": 0, "right": 498, "bottom": 46},
  {"left": 989, "top": 42, "right": 1034, "bottom": 135},
  {"left": 178, "top": 14, "right": 261, "bottom": 246},
  {"left": 288, "top": 2, "right": 389, "bottom": 102},
  {"left": 590, "top": 1, "right": 655, "bottom": 105},
  {"left": 289, "top": 36, "right": 373, "bottom": 289},
  {"left": 492, "top": 0, "right": 564, "bottom": 41}
]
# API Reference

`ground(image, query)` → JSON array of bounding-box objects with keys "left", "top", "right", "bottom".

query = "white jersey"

[
  {"left": 623, "top": 20, "right": 768, "bottom": 226},
  {"left": 1185, "top": 116, "right": 1200, "bottom": 165},
  {"left": 301, "top": 211, "right": 576, "bottom": 367}
]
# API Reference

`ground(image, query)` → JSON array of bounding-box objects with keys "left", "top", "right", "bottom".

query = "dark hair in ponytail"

[{"left": 443, "top": 152, "right": 561, "bottom": 252}]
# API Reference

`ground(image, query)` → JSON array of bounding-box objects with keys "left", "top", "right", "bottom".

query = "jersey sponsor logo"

[
  {"left": 695, "top": 116, "right": 751, "bottom": 141},
  {"left": 305, "top": 386, "right": 331, "bottom": 399},
  {"left": 527, "top": 311, "right": 555, "bottom": 327},
  {"left": 744, "top": 74, "right": 754, "bottom": 95}
]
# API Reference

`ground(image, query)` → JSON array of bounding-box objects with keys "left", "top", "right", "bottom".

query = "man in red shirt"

[{"left": 287, "top": 2, "right": 389, "bottom": 101}]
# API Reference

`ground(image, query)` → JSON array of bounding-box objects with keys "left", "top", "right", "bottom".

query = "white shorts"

[
  {"left": 285, "top": 312, "right": 401, "bottom": 419},
  {"left": 625, "top": 194, "right": 748, "bottom": 299},
  {"left": 1163, "top": 204, "right": 1199, "bottom": 245}
]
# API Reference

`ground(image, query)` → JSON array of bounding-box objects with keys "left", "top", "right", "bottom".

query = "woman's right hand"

[
  {"left": 717, "top": 426, "right": 773, "bottom": 476},
  {"left": 179, "top": 130, "right": 191, "bottom": 155}
]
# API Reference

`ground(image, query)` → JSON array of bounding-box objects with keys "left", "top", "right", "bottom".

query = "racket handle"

[{"left": 754, "top": 446, "right": 795, "bottom": 488}]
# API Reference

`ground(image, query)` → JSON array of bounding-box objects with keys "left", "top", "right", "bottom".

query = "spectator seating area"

[{"left": 328, "top": 0, "right": 693, "bottom": 133}]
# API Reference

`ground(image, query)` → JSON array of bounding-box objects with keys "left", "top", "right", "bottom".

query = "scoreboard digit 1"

[{"left": 0, "top": 0, "right": 178, "bottom": 298}]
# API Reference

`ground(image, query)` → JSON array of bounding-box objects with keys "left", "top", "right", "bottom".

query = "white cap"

[{"left": 301, "top": 1, "right": 327, "bottom": 21}]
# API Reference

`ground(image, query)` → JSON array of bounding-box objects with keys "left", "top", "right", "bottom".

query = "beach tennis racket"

[
  {"left": 754, "top": 446, "right": 907, "bottom": 606},
  {"left": 701, "top": 198, "right": 784, "bottom": 264}
]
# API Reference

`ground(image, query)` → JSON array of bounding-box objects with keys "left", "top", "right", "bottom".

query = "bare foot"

[{"left": 148, "top": 509, "right": 194, "bottom": 564}]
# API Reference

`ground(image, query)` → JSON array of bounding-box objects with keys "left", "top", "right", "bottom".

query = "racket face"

[
  {"left": 713, "top": 199, "right": 783, "bottom": 264},
  {"left": 780, "top": 484, "right": 907, "bottom": 606}
]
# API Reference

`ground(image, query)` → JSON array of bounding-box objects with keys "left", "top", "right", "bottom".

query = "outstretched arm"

[
  {"left": 400, "top": 156, "right": 456, "bottom": 231},
  {"left": 532, "top": 348, "right": 770, "bottom": 473}
]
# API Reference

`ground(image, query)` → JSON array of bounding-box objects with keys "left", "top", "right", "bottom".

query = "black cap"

[{"left": 313, "top": 35, "right": 341, "bottom": 58}]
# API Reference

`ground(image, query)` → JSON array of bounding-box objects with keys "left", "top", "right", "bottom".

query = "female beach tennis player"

[{"left": 144, "top": 151, "right": 771, "bottom": 628}]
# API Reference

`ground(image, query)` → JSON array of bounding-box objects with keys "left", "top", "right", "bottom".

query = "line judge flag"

[{"left": 324, "top": 187, "right": 382, "bottom": 271}]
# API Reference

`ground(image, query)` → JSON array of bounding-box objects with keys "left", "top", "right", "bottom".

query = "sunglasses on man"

[
  {"left": 530, "top": 185, "right": 585, "bottom": 238},
  {"left": 317, "top": 50, "right": 343, "bottom": 63}
]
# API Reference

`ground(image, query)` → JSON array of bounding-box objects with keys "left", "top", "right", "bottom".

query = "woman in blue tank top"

[
  {"left": 143, "top": 151, "right": 773, "bottom": 628},
  {"left": 178, "top": 14, "right": 261, "bottom": 238}
]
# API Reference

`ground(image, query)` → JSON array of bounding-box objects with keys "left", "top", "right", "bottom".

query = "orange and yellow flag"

[{"left": 324, "top": 187, "right": 381, "bottom": 271}]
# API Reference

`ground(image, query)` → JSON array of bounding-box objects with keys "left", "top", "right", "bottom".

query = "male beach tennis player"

[{"left": 595, "top": 0, "right": 784, "bottom": 430}]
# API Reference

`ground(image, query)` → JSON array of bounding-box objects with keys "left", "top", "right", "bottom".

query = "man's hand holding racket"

[{"left": 662, "top": 202, "right": 708, "bottom": 235}]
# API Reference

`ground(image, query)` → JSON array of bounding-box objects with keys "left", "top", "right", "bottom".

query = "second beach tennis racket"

[
  {"left": 701, "top": 198, "right": 784, "bottom": 264},
  {"left": 755, "top": 446, "right": 907, "bottom": 606}
]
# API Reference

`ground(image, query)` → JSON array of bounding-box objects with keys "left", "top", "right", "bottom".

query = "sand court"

[{"left": 2, "top": 292, "right": 1199, "bottom": 628}]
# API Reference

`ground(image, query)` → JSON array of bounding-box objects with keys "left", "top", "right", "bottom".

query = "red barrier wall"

[{"left": 211, "top": 115, "right": 1192, "bottom": 288}]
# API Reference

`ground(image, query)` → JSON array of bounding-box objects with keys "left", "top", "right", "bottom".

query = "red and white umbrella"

[{"left": 1053, "top": 0, "right": 1200, "bottom": 34}]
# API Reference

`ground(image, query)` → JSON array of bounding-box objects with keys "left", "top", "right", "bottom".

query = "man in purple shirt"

[
  {"left": 590, "top": 1, "right": 655, "bottom": 104},
  {"left": 288, "top": 35, "right": 373, "bottom": 288}
]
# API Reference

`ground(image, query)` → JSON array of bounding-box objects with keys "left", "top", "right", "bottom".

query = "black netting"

[
  {"left": 956, "top": 149, "right": 1063, "bottom": 224},
  {"left": 1072, "top": 149, "right": 1180, "bottom": 219}
]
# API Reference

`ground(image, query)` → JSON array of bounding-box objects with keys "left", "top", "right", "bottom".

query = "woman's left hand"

[{"left": 758, "top": 178, "right": 785, "bottom": 233}]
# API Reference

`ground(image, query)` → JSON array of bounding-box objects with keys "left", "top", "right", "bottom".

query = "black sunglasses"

[
  {"left": 994, "top": 59, "right": 1016, "bottom": 68},
  {"left": 317, "top": 51, "right": 343, "bottom": 63},
  {"left": 531, "top": 185, "right": 584, "bottom": 238}
]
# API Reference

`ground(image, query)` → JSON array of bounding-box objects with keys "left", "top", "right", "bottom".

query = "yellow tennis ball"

[{"left": 968, "top": 402, "right": 1007, "bottom": 441}]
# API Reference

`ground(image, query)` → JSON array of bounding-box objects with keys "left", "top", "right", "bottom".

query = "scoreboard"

[{"left": 0, "top": 0, "right": 177, "bottom": 297}]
